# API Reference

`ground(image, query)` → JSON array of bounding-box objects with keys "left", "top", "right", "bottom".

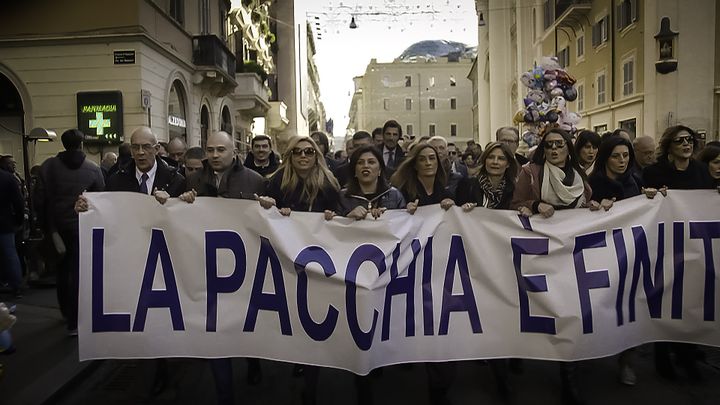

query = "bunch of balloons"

[{"left": 514, "top": 56, "right": 582, "bottom": 146}]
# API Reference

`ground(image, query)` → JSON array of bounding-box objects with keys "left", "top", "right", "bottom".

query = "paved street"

[{"left": 3, "top": 286, "right": 719, "bottom": 405}]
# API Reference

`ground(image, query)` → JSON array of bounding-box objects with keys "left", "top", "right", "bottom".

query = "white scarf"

[{"left": 542, "top": 162, "right": 585, "bottom": 207}]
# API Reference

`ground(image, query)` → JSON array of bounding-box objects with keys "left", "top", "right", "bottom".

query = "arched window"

[
  {"left": 168, "top": 80, "right": 187, "bottom": 141},
  {"left": 0, "top": 73, "right": 25, "bottom": 176},
  {"left": 221, "top": 105, "right": 232, "bottom": 134},
  {"left": 200, "top": 105, "right": 210, "bottom": 149}
]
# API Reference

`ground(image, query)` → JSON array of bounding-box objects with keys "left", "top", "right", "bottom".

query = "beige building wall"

[
  {"left": 348, "top": 58, "right": 474, "bottom": 147},
  {"left": 0, "top": 0, "right": 238, "bottom": 174},
  {"left": 535, "top": 0, "right": 718, "bottom": 141},
  {"left": 474, "top": 0, "right": 539, "bottom": 147}
]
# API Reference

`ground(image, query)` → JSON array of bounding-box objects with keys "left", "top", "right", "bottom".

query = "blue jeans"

[{"left": 0, "top": 232, "right": 22, "bottom": 290}]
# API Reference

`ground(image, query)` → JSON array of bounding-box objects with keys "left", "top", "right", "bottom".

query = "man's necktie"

[
  {"left": 139, "top": 173, "right": 149, "bottom": 194},
  {"left": 387, "top": 151, "right": 395, "bottom": 168}
]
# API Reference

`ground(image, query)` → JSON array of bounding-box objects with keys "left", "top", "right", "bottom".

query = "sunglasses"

[
  {"left": 292, "top": 147, "right": 316, "bottom": 156},
  {"left": 543, "top": 139, "right": 567, "bottom": 149},
  {"left": 449, "top": 151, "right": 457, "bottom": 155},
  {"left": 671, "top": 135, "right": 693, "bottom": 145}
]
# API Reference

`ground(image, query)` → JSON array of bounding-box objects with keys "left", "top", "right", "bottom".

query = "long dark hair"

[
  {"left": 390, "top": 143, "right": 447, "bottom": 200},
  {"left": 591, "top": 136, "right": 636, "bottom": 179},
  {"left": 531, "top": 127, "right": 588, "bottom": 183},
  {"left": 345, "top": 146, "right": 389, "bottom": 196}
]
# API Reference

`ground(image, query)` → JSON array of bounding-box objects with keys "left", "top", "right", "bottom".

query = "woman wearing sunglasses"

[
  {"left": 511, "top": 127, "right": 594, "bottom": 218},
  {"left": 258, "top": 136, "right": 340, "bottom": 405},
  {"left": 510, "top": 127, "right": 593, "bottom": 405},
  {"left": 640, "top": 126, "right": 714, "bottom": 382},
  {"left": 260, "top": 136, "right": 340, "bottom": 216},
  {"left": 642, "top": 125, "right": 714, "bottom": 191}
]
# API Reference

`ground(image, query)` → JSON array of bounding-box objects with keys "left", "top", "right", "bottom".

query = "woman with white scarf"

[
  {"left": 512, "top": 128, "right": 595, "bottom": 217},
  {"left": 510, "top": 128, "right": 596, "bottom": 405}
]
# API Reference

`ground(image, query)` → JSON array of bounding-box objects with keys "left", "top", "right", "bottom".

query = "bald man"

[
  {"left": 102, "top": 126, "right": 186, "bottom": 196},
  {"left": 633, "top": 135, "right": 657, "bottom": 170},
  {"left": 179, "top": 131, "right": 267, "bottom": 403},
  {"left": 167, "top": 137, "right": 187, "bottom": 165},
  {"left": 183, "top": 131, "right": 265, "bottom": 199}
]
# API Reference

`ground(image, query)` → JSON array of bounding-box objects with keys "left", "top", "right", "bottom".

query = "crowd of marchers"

[{"left": 1, "top": 119, "right": 719, "bottom": 404}]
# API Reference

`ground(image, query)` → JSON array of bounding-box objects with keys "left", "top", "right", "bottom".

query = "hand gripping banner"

[{"left": 78, "top": 191, "right": 720, "bottom": 375}]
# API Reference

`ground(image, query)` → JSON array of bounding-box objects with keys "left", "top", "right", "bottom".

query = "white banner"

[{"left": 78, "top": 191, "right": 720, "bottom": 374}]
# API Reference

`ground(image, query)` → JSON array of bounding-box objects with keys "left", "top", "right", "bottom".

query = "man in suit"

[
  {"left": 104, "top": 126, "right": 185, "bottom": 196},
  {"left": 381, "top": 120, "right": 405, "bottom": 172},
  {"left": 496, "top": 126, "right": 529, "bottom": 166},
  {"left": 447, "top": 142, "right": 468, "bottom": 178}
]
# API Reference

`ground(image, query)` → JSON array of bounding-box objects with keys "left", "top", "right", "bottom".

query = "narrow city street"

[{"left": 3, "top": 287, "right": 720, "bottom": 405}]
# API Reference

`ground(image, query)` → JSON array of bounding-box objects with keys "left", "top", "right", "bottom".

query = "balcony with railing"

[
  {"left": 232, "top": 72, "right": 270, "bottom": 116},
  {"left": 543, "top": 0, "right": 592, "bottom": 34},
  {"left": 192, "top": 35, "right": 238, "bottom": 94}
]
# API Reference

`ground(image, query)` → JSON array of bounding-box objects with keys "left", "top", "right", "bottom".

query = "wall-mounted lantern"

[{"left": 654, "top": 17, "right": 678, "bottom": 74}]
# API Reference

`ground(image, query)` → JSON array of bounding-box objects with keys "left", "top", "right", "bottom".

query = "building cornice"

[
  {"left": 0, "top": 31, "right": 196, "bottom": 72},
  {"left": 582, "top": 93, "right": 644, "bottom": 115}
]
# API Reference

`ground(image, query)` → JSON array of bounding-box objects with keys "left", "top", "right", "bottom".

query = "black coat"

[
  {"left": 35, "top": 150, "right": 105, "bottom": 233},
  {"left": 400, "top": 179, "right": 452, "bottom": 207},
  {"left": 642, "top": 159, "right": 714, "bottom": 190},
  {"left": 266, "top": 172, "right": 340, "bottom": 213},
  {"left": 187, "top": 158, "right": 265, "bottom": 199},
  {"left": 455, "top": 176, "right": 514, "bottom": 209},
  {"left": 244, "top": 151, "right": 280, "bottom": 178},
  {"left": 0, "top": 170, "right": 24, "bottom": 233},
  {"left": 589, "top": 171, "right": 641, "bottom": 202},
  {"left": 106, "top": 158, "right": 185, "bottom": 197}
]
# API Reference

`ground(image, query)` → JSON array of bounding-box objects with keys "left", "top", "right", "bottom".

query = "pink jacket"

[{"left": 510, "top": 163, "right": 593, "bottom": 212}]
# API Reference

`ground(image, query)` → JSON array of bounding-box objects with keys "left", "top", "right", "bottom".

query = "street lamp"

[{"left": 21, "top": 127, "right": 56, "bottom": 236}]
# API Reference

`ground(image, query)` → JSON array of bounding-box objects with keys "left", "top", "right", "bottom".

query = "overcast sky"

[{"left": 231, "top": 0, "right": 477, "bottom": 141}]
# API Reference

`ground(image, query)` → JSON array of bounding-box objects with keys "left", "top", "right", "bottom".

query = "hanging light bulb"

[{"left": 349, "top": 16, "right": 358, "bottom": 29}]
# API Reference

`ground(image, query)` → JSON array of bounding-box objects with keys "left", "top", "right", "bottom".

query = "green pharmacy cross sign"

[
  {"left": 76, "top": 91, "right": 124, "bottom": 144},
  {"left": 89, "top": 112, "right": 111, "bottom": 135}
]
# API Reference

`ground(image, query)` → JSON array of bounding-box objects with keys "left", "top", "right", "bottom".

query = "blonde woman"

[{"left": 259, "top": 136, "right": 340, "bottom": 216}]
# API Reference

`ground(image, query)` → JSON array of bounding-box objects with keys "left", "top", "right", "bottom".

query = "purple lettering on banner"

[
  {"left": 294, "top": 246, "right": 339, "bottom": 341},
  {"left": 244, "top": 237, "right": 292, "bottom": 335},
  {"left": 422, "top": 237, "right": 434, "bottom": 336},
  {"left": 672, "top": 222, "right": 685, "bottom": 320},
  {"left": 91, "top": 228, "right": 131, "bottom": 332},
  {"left": 205, "top": 231, "right": 247, "bottom": 332},
  {"left": 573, "top": 231, "right": 611, "bottom": 334},
  {"left": 439, "top": 235, "right": 483, "bottom": 335},
  {"left": 689, "top": 221, "right": 720, "bottom": 322},
  {"left": 629, "top": 225, "right": 665, "bottom": 321},
  {"left": 381, "top": 241, "right": 418, "bottom": 341},
  {"left": 346, "top": 244, "right": 387, "bottom": 351},
  {"left": 510, "top": 237, "right": 556, "bottom": 335},
  {"left": 132, "top": 229, "right": 184, "bottom": 332},
  {"left": 518, "top": 214, "right": 533, "bottom": 231},
  {"left": 612, "top": 229, "right": 629, "bottom": 326}
]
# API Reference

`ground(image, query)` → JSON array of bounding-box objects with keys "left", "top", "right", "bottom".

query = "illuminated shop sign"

[
  {"left": 77, "top": 91, "right": 124, "bottom": 144},
  {"left": 168, "top": 115, "right": 187, "bottom": 128}
]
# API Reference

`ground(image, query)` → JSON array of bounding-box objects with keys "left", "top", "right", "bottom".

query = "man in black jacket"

[
  {"left": 105, "top": 126, "right": 185, "bottom": 197},
  {"left": 244, "top": 134, "right": 280, "bottom": 177},
  {"left": 0, "top": 168, "right": 24, "bottom": 298},
  {"left": 180, "top": 130, "right": 265, "bottom": 405},
  {"left": 35, "top": 129, "right": 105, "bottom": 335}
]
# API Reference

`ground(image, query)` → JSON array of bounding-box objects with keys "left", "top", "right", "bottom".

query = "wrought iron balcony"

[
  {"left": 543, "top": 0, "right": 592, "bottom": 33},
  {"left": 192, "top": 35, "right": 237, "bottom": 80}
]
